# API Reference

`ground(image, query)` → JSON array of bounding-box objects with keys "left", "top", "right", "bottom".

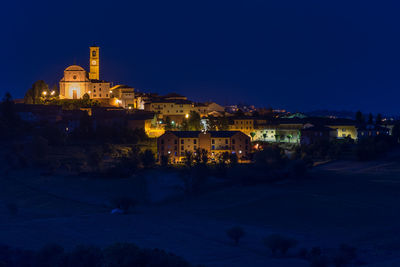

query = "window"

[
  {"left": 212, "top": 145, "right": 215, "bottom": 150},
  {"left": 99, "top": 88, "right": 102, "bottom": 91},
  {"left": 181, "top": 139, "right": 184, "bottom": 144},
  {"left": 245, "top": 139, "right": 249, "bottom": 144},
  {"left": 73, "top": 75, "right": 77, "bottom": 80},
  {"left": 161, "top": 140, "right": 164, "bottom": 144},
  {"left": 161, "top": 145, "right": 164, "bottom": 151},
  {"left": 106, "top": 94, "right": 108, "bottom": 97},
  {"left": 99, "top": 94, "right": 102, "bottom": 97},
  {"left": 92, "top": 51, "right": 96, "bottom": 57},
  {"left": 174, "top": 146, "right": 177, "bottom": 150},
  {"left": 232, "top": 145, "right": 235, "bottom": 150},
  {"left": 93, "top": 94, "right": 97, "bottom": 97},
  {"left": 194, "top": 145, "right": 197, "bottom": 150},
  {"left": 174, "top": 140, "right": 177, "bottom": 144},
  {"left": 232, "top": 139, "right": 235, "bottom": 144},
  {"left": 181, "top": 146, "right": 184, "bottom": 150},
  {"left": 212, "top": 139, "right": 215, "bottom": 144},
  {"left": 181, "top": 152, "right": 184, "bottom": 156},
  {"left": 193, "top": 139, "right": 197, "bottom": 144},
  {"left": 225, "top": 139, "right": 228, "bottom": 144}
]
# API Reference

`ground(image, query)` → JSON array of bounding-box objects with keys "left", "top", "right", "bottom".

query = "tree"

[
  {"left": 263, "top": 234, "right": 298, "bottom": 256},
  {"left": 187, "top": 111, "right": 201, "bottom": 131},
  {"left": 355, "top": 110, "right": 364, "bottom": 124},
  {"left": 183, "top": 151, "right": 193, "bottom": 167},
  {"left": 235, "top": 109, "right": 244, "bottom": 116},
  {"left": 140, "top": 149, "right": 155, "bottom": 168},
  {"left": 24, "top": 80, "right": 49, "bottom": 104},
  {"left": 160, "top": 155, "right": 169, "bottom": 167},
  {"left": 368, "top": 113, "right": 373, "bottom": 124},
  {"left": 82, "top": 93, "right": 90, "bottom": 101},
  {"left": 250, "top": 132, "right": 256, "bottom": 141},
  {"left": 164, "top": 116, "right": 173, "bottom": 130},
  {"left": 376, "top": 113, "right": 382, "bottom": 125},
  {"left": 229, "top": 153, "right": 238, "bottom": 166},
  {"left": 226, "top": 226, "right": 245, "bottom": 245},
  {"left": 1, "top": 92, "right": 17, "bottom": 126}
]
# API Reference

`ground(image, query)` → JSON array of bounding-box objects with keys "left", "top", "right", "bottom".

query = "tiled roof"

[{"left": 164, "top": 131, "right": 243, "bottom": 138}]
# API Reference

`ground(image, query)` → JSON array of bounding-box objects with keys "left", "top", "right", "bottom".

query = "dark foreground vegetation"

[{"left": 0, "top": 242, "right": 202, "bottom": 267}]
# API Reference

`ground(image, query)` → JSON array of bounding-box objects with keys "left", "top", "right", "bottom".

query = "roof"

[
  {"left": 145, "top": 99, "right": 193, "bottom": 105},
  {"left": 163, "top": 131, "right": 244, "bottom": 138},
  {"left": 110, "top": 84, "right": 134, "bottom": 90},
  {"left": 64, "top": 65, "right": 85, "bottom": 71},
  {"left": 164, "top": 93, "right": 186, "bottom": 98}
]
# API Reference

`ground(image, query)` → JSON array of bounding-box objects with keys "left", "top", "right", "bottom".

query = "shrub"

[
  {"left": 160, "top": 155, "right": 169, "bottom": 167},
  {"left": 111, "top": 197, "right": 137, "bottom": 214},
  {"left": 309, "top": 246, "right": 322, "bottom": 258},
  {"left": 263, "top": 234, "right": 298, "bottom": 256},
  {"left": 310, "top": 255, "right": 330, "bottom": 267},
  {"left": 34, "top": 243, "right": 64, "bottom": 267},
  {"left": 226, "top": 226, "right": 245, "bottom": 245},
  {"left": 298, "top": 247, "right": 308, "bottom": 259},
  {"left": 140, "top": 149, "right": 155, "bottom": 168},
  {"left": 63, "top": 245, "right": 103, "bottom": 267}
]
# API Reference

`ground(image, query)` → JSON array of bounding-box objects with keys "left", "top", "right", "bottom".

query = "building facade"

[
  {"left": 60, "top": 46, "right": 110, "bottom": 100},
  {"left": 157, "top": 131, "right": 251, "bottom": 163}
]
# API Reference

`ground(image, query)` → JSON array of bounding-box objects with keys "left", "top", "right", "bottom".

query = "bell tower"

[{"left": 89, "top": 46, "right": 100, "bottom": 80}]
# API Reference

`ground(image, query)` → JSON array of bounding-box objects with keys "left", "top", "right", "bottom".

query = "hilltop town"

[{"left": 10, "top": 46, "right": 399, "bottom": 165}]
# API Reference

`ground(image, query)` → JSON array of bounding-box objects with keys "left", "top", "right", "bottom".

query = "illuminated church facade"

[{"left": 59, "top": 47, "right": 111, "bottom": 99}]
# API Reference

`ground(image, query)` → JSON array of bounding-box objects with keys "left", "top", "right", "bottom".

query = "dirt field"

[{"left": 1, "top": 158, "right": 400, "bottom": 266}]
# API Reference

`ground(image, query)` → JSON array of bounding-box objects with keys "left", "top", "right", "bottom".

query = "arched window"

[{"left": 92, "top": 51, "right": 96, "bottom": 57}]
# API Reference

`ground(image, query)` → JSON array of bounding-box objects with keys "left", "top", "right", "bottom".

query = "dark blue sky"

[{"left": 3, "top": 0, "right": 400, "bottom": 114}]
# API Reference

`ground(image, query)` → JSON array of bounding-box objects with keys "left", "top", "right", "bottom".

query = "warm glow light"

[
  {"left": 185, "top": 114, "right": 189, "bottom": 119},
  {"left": 109, "top": 90, "right": 112, "bottom": 93},
  {"left": 42, "top": 91, "right": 47, "bottom": 96},
  {"left": 128, "top": 106, "right": 132, "bottom": 109},
  {"left": 51, "top": 91, "right": 55, "bottom": 95},
  {"left": 88, "top": 91, "right": 91, "bottom": 94}
]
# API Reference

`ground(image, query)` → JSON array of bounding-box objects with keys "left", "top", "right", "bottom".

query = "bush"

[
  {"left": 140, "top": 149, "right": 155, "bottom": 168},
  {"left": 63, "top": 245, "right": 103, "bottom": 267},
  {"left": 226, "top": 226, "right": 245, "bottom": 245},
  {"left": 34, "top": 243, "right": 64, "bottom": 267},
  {"left": 310, "top": 256, "right": 330, "bottom": 267},
  {"left": 0, "top": 243, "right": 197, "bottom": 267},
  {"left": 297, "top": 247, "right": 308, "bottom": 259},
  {"left": 263, "top": 234, "right": 298, "bottom": 256},
  {"left": 111, "top": 197, "right": 137, "bottom": 214}
]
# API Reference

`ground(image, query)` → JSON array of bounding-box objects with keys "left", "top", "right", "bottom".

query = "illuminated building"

[
  {"left": 59, "top": 46, "right": 110, "bottom": 99},
  {"left": 110, "top": 84, "right": 135, "bottom": 109},
  {"left": 157, "top": 131, "right": 250, "bottom": 163}
]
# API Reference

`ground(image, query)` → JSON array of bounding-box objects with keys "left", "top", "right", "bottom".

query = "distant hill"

[{"left": 306, "top": 110, "right": 356, "bottom": 119}]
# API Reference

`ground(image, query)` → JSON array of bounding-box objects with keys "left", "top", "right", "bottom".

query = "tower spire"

[{"left": 89, "top": 46, "right": 100, "bottom": 80}]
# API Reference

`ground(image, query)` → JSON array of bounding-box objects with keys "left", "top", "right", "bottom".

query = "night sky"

[{"left": 3, "top": 0, "right": 400, "bottom": 114}]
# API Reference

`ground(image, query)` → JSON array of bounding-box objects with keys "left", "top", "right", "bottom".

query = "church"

[{"left": 59, "top": 47, "right": 111, "bottom": 99}]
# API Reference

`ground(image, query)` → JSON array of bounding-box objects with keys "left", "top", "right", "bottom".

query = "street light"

[
  {"left": 42, "top": 91, "right": 47, "bottom": 96},
  {"left": 50, "top": 91, "right": 55, "bottom": 95},
  {"left": 185, "top": 113, "right": 189, "bottom": 119}
]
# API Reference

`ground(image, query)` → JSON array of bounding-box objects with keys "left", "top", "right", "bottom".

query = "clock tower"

[{"left": 89, "top": 46, "right": 100, "bottom": 80}]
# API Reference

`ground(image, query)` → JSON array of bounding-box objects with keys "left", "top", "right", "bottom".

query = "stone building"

[
  {"left": 157, "top": 131, "right": 250, "bottom": 163},
  {"left": 59, "top": 46, "right": 110, "bottom": 99}
]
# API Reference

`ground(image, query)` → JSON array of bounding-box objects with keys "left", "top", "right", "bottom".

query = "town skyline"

[{"left": 4, "top": 0, "right": 400, "bottom": 115}]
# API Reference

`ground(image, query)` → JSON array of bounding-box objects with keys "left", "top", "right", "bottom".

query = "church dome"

[{"left": 64, "top": 65, "right": 86, "bottom": 71}]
